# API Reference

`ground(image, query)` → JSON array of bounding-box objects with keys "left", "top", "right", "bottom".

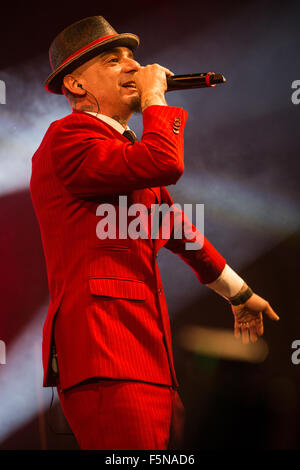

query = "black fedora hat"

[{"left": 45, "top": 16, "right": 140, "bottom": 94}]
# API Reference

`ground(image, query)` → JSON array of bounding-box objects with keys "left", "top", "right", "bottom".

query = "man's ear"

[{"left": 63, "top": 75, "right": 86, "bottom": 96}]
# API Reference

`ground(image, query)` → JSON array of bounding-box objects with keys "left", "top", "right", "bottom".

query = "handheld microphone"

[{"left": 166, "top": 72, "right": 226, "bottom": 92}]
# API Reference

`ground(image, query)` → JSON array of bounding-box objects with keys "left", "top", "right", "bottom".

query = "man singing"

[{"left": 30, "top": 16, "right": 279, "bottom": 450}]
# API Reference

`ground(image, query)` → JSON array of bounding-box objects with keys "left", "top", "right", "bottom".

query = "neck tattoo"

[
  {"left": 111, "top": 115, "right": 127, "bottom": 128},
  {"left": 77, "top": 104, "right": 97, "bottom": 112}
]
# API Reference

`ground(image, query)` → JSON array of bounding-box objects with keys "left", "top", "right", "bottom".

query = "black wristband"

[{"left": 230, "top": 287, "right": 253, "bottom": 306}]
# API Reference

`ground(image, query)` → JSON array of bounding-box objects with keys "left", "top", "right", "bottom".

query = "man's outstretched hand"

[{"left": 231, "top": 292, "right": 280, "bottom": 344}]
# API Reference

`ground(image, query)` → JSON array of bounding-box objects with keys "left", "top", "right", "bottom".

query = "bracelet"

[{"left": 229, "top": 287, "right": 253, "bottom": 306}]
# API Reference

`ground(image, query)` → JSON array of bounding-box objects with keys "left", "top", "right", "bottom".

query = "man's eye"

[{"left": 108, "top": 58, "right": 119, "bottom": 63}]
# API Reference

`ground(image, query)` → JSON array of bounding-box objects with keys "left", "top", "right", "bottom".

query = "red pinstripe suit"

[{"left": 30, "top": 105, "right": 226, "bottom": 447}]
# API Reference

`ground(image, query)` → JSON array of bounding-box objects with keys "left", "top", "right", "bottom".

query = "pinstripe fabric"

[
  {"left": 57, "top": 379, "right": 185, "bottom": 450},
  {"left": 30, "top": 106, "right": 226, "bottom": 392}
]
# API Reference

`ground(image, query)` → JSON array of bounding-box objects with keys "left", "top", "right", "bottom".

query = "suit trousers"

[{"left": 57, "top": 378, "right": 185, "bottom": 450}]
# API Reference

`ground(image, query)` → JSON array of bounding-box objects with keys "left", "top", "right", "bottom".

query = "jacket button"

[
  {"left": 172, "top": 117, "right": 181, "bottom": 134},
  {"left": 158, "top": 287, "right": 162, "bottom": 295}
]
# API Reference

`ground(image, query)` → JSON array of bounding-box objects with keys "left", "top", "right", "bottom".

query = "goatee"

[{"left": 129, "top": 95, "right": 142, "bottom": 114}]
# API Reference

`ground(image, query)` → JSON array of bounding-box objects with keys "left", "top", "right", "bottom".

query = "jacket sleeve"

[
  {"left": 161, "top": 186, "right": 226, "bottom": 284},
  {"left": 50, "top": 106, "right": 188, "bottom": 198}
]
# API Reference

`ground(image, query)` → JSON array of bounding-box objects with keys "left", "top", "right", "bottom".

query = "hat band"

[{"left": 58, "top": 34, "right": 118, "bottom": 68}]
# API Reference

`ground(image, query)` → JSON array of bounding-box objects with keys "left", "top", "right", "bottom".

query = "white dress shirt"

[{"left": 86, "top": 111, "right": 130, "bottom": 134}]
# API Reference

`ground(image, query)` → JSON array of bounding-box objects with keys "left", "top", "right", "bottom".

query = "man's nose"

[{"left": 123, "top": 57, "right": 140, "bottom": 72}]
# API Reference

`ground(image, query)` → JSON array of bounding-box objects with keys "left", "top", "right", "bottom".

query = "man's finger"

[
  {"left": 234, "top": 326, "right": 241, "bottom": 339},
  {"left": 162, "top": 66, "right": 174, "bottom": 77},
  {"left": 241, "top": 325, "right": 249, "bottom": 344},
  {"left": 249, "top": 325, "right": 258, "bottom": 343},
  {"left": 264, "top": 303, "right": 280, "bottom": 321},
  {"left": 255, "top": 314, "right": 264, "bottom": 336}
]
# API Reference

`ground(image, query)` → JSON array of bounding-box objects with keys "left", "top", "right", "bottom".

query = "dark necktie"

[{"left": 123, "top": 129, "right": 138, "bottom": 143}]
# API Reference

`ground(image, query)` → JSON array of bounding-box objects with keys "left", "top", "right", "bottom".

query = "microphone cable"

[
  {"left": 77, "top": 83, "right": 100, "bottom": 117},
  {"left": 46, "top": 387, "right": 74, "bottom": 437}
]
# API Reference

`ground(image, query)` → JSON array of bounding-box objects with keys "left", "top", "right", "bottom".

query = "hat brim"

[{"left": 45, "top": 33, "right": 139, "bottom": 94}]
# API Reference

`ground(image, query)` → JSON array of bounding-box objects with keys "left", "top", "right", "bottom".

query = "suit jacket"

[{"left": 30, "top": 106, "right": 226, "bottom": 391}]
